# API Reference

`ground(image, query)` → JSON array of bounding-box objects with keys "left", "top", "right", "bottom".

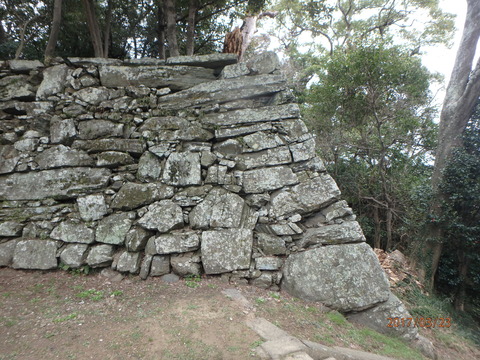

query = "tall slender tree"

[
  {"left": 44, "top": 0, "right": 63, "bottom": 62},
  {"left": 426, "top": 0, "right": 480, "bottom": 289}
]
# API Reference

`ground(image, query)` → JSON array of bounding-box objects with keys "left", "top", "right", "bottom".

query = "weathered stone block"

[
  {"left": 77, "top": 194, "right": 108, "bottom": 221},
  {"left": 125, "top": 227, "right": 152, "bottom": 252},
  {"left": 137, "top": 200, "right": 183, "bottom": 233},
  {"left": 189, "top": 188, "right": 247, "bottom": 229},
  {"left": 96, "top": 213, "right": 133, "bottom": 245},
  {"left": 0, "top": 75, "right": 35, "bottom": 101},
  {"left": 86, "top": 244, "right": 114, "bottom": 267},
  {"left": 162, "top": 152, "right": 201, "bottom": 186},
  {"left": 203, "top": 104, "right": 299, "bottom": 127},
  {"left": 242, "top": 166, "right": 298, "bottom": 193},
  {"left": 111, "top": 182, "right": 174, "bottom": 211},
  {"left": 0, "top": 221, "right": 24, "bottom": 237},
  {"left": 150, "top": 255, "right": 170, "bottom": 276},
  {"left": 78, "top": 120, "right": 124, "bottom": 139},
  {"left": 170, "top": 252, "right": 201, "bottom": 276},
  {"left": 166, "top": 53, "right": 237, "bottom": 69},
  {"left": 242, "top": 132, "right": 285, "bottom": 152},
  {"left": 282, "top": 243, "right": 390, "bottom": 312},
  {"left": 99, "top": 65, "right": 216, "bottom": 90},
  {"left": 35, "top": 145, "right": 94, "bottom": 169},
  {"left": 220, "top": 63, "right": 249, "bottom": 79},
  {"left": 201, "top": 229, "right": 253, "bottom": 274},
  {"left": 247, "top": 51, "right": 280, "bottom": 75},
  {"left": 347, "top": 294, "right": 418, "bottom": 340},
  {"left": 116, "top": 251, "right": 141, "bottom": 274},
  {"left": 12, "top": 239, "right": 58, "bottom": 270},
  {"left": 50, "top": 220, "right": 95, "bottom": 244},
  {"left": 50, "top": 118, "right": 77, "bottom": 144},
  {"left": 0, "top": 168, "right": 111, "bottom": 200},
  {"left": 145, "top": 231, "right": 200, "bottom": 255},
  {"left": 289, "top": 138, "right": 316, "bottom": 162},
  {"left": 256, "top": 257, "right": 283, "bottom": 270},
  {"left": 137, "top": 151, "right": 162, "bottom": 181},
  {"left": 59, "top": 243, "right": 89, "bottom": 268},
  {"left": 297, "top": 221, "right": 365, "bottom": 248},
  {"left": 235, "top": 146, "right": 292, "bottom": 170},
  {"left": 0, "top": 145, "right": 20, "bottom": 174},
  {"left": 0, "top": 240, "right": 17, "bottom": 266},
  {"left": 269, "top": 174, "right": 341, "bottom": 218},
  {"left": 72, "top": 139, "right": 146, "bottom": 155},
  {"left": 256, "top": 233, "right": 287, "bottom": 255},
  {"left": 8, "top": 59, "right": 43, "bottom": 72},
  {"left": 96, "top": 151, "right": 135, "bottom": 167},
  {"left": 36, "top": 64, "right": 69, "bottom": 100},
  {"left": 74, "top": 87, "right": 111, "bottom": 106}
]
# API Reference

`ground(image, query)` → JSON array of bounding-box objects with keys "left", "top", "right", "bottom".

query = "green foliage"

[
  {"left": 437, "top": 104, "right": 480, "bottom": 314},
  {"left": 305, "top": 44, "right": 437, "bottom": 250},
  {"left": 76, "top": 289, "right": 104, "bottom": 301},
  {"left": 184, "top": 274, "right": 201, "bottom": 288}
]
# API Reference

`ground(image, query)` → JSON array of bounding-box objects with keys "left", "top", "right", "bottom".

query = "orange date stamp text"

[{"left": 387, "top": 317, "right": 451, "bottom": 328}]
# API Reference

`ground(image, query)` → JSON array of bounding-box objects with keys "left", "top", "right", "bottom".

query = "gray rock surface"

[
  {"left": 0, "top": 221, "right": 24, "bottom": 237},
  {"left": 96, "top": 151, "right": 135, "bottom": 167},
  {"left": 256, "top": 233, "right": 287, "bottom": 255},
  {"left": 0, "top": 168, "right": 111, "bottom": 200},
  {"left": 170, "top": 252, "right": 201, "bottom": 276},
  {"left": 50, "top": 118, "right": 77, "bottom": 144},
  {"left": 59, "top": 243, "right": 89, "bottom": 268},
  {"left": 297, "top": 221, "right": 365, "bottom": 248},
  {"left": 0, "top": 240, "right": 17, "bottom": 266},
  {"left": 35, "top": 145, "right": 94, "bottom": 169},
  {"left": 0, "top": 145, "right": 20, "bottom": 174},
  {"left": 137, "top": 151, "right": 162, "bottom": 181},
  {"left": 189, "top": 188, "right": 247, "bottom": 229},
  {"left": 36, "top": 64, "right": 69, "bottom": 99},
  {"left": 201, "top": 229, "right": 253, "bottom": 274},
  {"left": 347, "top": 293, "right": 418, "bottom": 340},
  {"left": 86, "top": 244, "right": 114, "bottom": 267},
  {"left": 137, "top": 200, "right": 183, "bottom": 232},
  {"left": 162, "top": 152, "right": 201, "bottom": 186},
  {"left": 166, "top": 53, "right": 237, "bottom": 69},
  {"left": 96, "top": 213, "right": 133, "bottom": 245},
  {"left": 242, "top": 166, "right": 298, "bottom": 193},
  {"left": 282, "top": 243, "right": 390, "bottom": 312},
  {"left": 78, "top": 120, "right": 124, "bottom": 139},
  {"left": 77, "top": 194, "right": 108, "bottom": 221},
  {"left": 0, "top": 75, "right": 35, "bottom": 101},
  {"left": 111, "top": 182, "right": 174, "bottom": 210},
  {"left": 125, "top": 227, "right": 152, "bottom": 252},
  {"left": 50, "top": 220, "right": 95, "bottom": 244},
  {"left": 145, "top": 231, "right": 200, "bottom": 255},
  {"left": 269, "top": 174, "right": 341, "bottom": 218},
  {"left": 150, "top": 255, "right": 170, "bottom": 276},
  {"left": 116, "top": 251, "right": 141, "bottom": 274},
  {"left": 72, "top": 139, "right": 146, "bottom": 155},
  {"left": 12, "top": 240, "right": 58, "bottom": 270},
  {"left": 99, "top": 65, "right": 215, "bottom": 90}
]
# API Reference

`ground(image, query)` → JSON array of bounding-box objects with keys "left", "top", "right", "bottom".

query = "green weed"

[
  {"left": 184, "top": 274, "right": 201, "bottom": 288},
  {"left": 76, "top": 289, "right": 104, "bottom": 301},
  {"left": 53, "top": 313, "right": 78, "bottom": 323}
]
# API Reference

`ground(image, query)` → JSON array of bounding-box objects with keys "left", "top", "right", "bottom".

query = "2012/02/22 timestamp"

[{"left": 387, "top": 317, "right": 451, "bottom": 328}]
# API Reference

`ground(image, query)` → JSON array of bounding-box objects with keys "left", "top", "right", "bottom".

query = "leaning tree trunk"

[
  {"left": 165, "top": 0, "right": 179, "bottom": 57},
  {"left": 157, "top": 0, "right": 166, "bottom": 59},
  {"left": 81, "top": 0, "right": 105, "bottom": 57},
  {"left": 44, "top": 0, "right": 63, "bottom": 62},
  {"left": 185, "top": 0, "right": 197, "bottom": 56},
  {"left": 103, "top": 0, "right": 113, "bottom": 58},
  {"left": 425, "top": 0, "right": 480, "bottom": 289}
]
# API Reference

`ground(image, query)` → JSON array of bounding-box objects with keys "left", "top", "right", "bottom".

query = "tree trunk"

[
  {"left": 239, "top": 15, "right": 258, "bottom": 61},
  {"left": 373, "top": 206, "right": 381, "bottom": 249},
  {"left": 157, "top": 0, "right": 166, "bottom": 59},
  {"left": 425, "top": 0, "right": 480, "bottom": 289},
  {"left": 15, "top": 16, "right": 37, "bottom": 59},
  {"left": 385, "top": 206, "right": 393, "bottom": 251},
  {"left": 165, "top": 0, "right": 179, "bottom": 57},
  {"left": 44, "top": 0, "right": 63, "bottom": 62},
  {"left": 186, "top": 0, "right": 197, "bottom": 56},
  {"left": 103, "top": 0, "right": 113, "bottom": 58},
  {"left": 454, "top": 250, "right": 470, "bottom": 311},
  {"left": 81, "top": 0, "right": 105, "bottom": 57}
]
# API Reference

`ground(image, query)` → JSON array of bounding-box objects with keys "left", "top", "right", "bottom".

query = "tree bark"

[
  {"left": 15, "top": 16, "right": 36, "bottom": 59},
  {"left": 44, "top": 0, "right": 63, "bottom": 62},
  {"left": 165, "top": 0, "right": 179, "bottom": 57},
  {"left": 81, "top": 0, "right": 105, "bottom": 57},
  {"left": 186, "top": 0, "right": 197, "bottom": 56},
  {"left": 454, "top": 250, "right": 470, "bottom": 311},
  {"left": 373, "top": 205, "right": 381, "bottom": 249},
  {"left": 426, "top": 0, "right": 480, "bottom": 289},
  {"left": 103, "top": 0, "right": 113, "bottom": 58},
  {"left": 157, "top": 0, "right": 166, "bottom": 59}
]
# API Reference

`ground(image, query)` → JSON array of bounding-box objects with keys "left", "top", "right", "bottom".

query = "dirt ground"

[{"left": 1, "top": 268, "right": 479, "bottom": 360}]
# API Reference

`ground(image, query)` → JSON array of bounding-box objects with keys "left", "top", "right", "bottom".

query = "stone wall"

[{"left": 0, "top": 53, "right": 418, "bottom": 341}]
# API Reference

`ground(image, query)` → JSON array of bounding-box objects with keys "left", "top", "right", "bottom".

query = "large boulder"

[
  {"left": 282, "top": 243, "right": 390, "bottom": 312},
  {"left": 137, "top": 200, "right": 183, "bottom": 233},
  {"left": 201, "top": 229, "right": 253, "bottom": 274},
  {"left": 0, "top": 168, "right": 111, "bottom": 200},
  {"left": 12, "top": 240, "right": 59, "bottom": 270}
]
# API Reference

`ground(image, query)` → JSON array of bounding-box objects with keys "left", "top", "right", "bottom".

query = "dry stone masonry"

[{"left": 0, "top": 52, "right": 417, "bottom": 341}]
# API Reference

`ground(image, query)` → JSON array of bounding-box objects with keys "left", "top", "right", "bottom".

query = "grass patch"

[
  {"left": 184, "top": 274, "right": 201, "bottom": 289},
  {"left": 53, "top": 313, "right": 78, "bottom": 323},
  {"left": 76, "top": 289, "right": 104, "bottom": 301}
]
